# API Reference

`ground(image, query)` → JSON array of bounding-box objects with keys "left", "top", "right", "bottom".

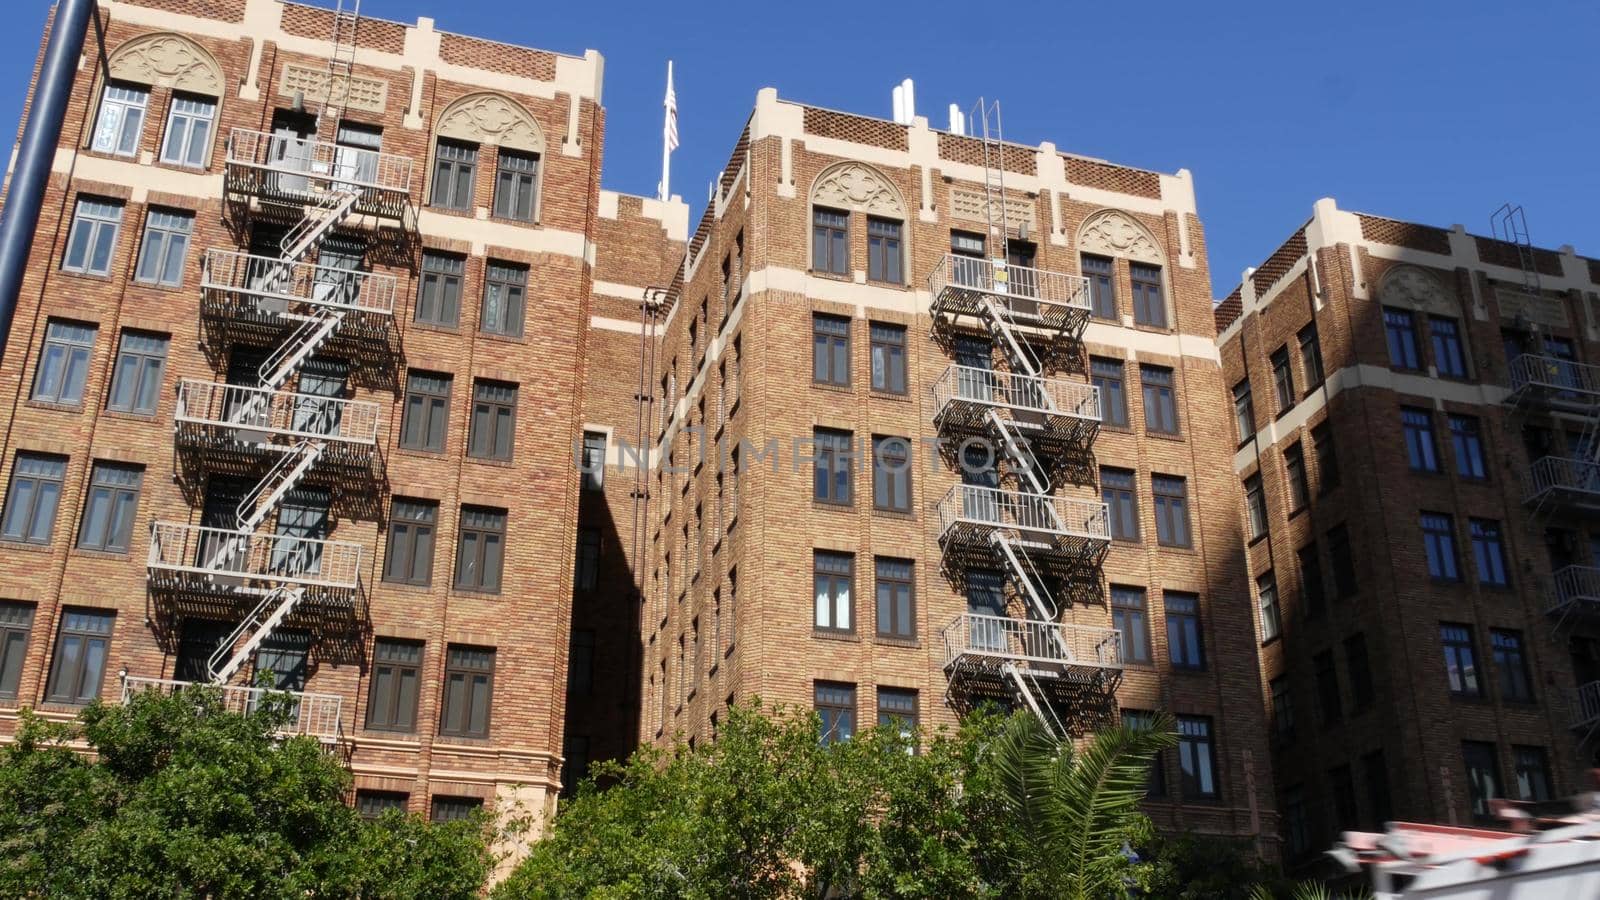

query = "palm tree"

[{"left": 983, "top": 711, "right": 1178, "bottom": 899}]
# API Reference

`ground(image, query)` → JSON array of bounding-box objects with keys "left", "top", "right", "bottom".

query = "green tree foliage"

[{"left": 0, "top": 685, "right": 490, "bottom": 899}]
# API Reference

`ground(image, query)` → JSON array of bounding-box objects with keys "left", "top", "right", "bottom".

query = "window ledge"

[
  {"left": 0, "top": 540, "right": 55, "bottom": 554},
  {"left": 1146, "top": 430, "right": 1186, "bottom": 443},
  {"left": 410, "top": 320, "right": 464, "bottom": 334},
  {"left": 130, "top": 278, "right": 189, "bottom": 294},
  {"left": 55, "top": 268, "right": 117, "bottom": 284},
  {"left": 813, "top": 629, "right": 859, "bottom": 643},
  {"left": 101, "top": 409, "right": 160, "bottom": 423},
  {"left": 812, "top": 381, "right": 854, "bottom": 394},
  {"left": 872, "top": 506, "right": 916, "bottom": 521},
  {"left": 449, "top": 587, "right": 503, "bottom": 599},
  {"left": 477, "top": 329, "right": 528, "bottom": 345},
  {"left": 868, "top": 390, "right": 911, "bottom": 402},
  {"left": 25, "top": 399, "right": 86, "bottom": 415},
  {"left": 813, "top": 499, "right": 855, "bottom": 512},
  {"left": 874, "top": 635, "right": 920, "bottom": 649},
  {"left": 70, "top": 548, "right": 131, "bottom": 562},
  {"left": 465, "top": 455, "right": 516, "bottom": 469},
  {"left": 394, "top": 447, "right": 449, "bottom": 461}
]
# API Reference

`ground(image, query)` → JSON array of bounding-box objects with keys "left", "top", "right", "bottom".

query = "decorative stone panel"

[
  {"left": 436, "top": 92, "right": 546, "bottom": 154},
  {"left": 809, "top": 162, "right": 905, "bottom": 217},
  {"left": 951, "top": 188, "right": 1034, "bottom": 232},
  {"left": 279, "top": 65, "right": 388, "bottom": 115},
  {"left": 1078, "top": 209, "right": 1162, "bottom": 264},
  {"left": 107, "top": 33, "right": 224, "bottom": 95}
]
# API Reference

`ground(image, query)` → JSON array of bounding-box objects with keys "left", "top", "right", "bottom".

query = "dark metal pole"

[{"left": 0, "top": 0, "right": 96, "bottom": 367}]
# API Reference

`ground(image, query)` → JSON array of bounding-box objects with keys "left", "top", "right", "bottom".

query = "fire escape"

[
  {"left": 931, "top": 100, "right": 1115, "bottom": 737},
  {"left": 136, "top": 1, "right": 410, "bottom": 741}
]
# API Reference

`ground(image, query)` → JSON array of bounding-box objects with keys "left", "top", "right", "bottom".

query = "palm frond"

[
  {"left": 984, "top": 713, "right": 1065, "bottom": 874},
  {"left": 1052, "top": 712, "right": 1178, "bottom": 896}
]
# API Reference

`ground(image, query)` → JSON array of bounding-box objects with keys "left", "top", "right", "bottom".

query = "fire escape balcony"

[
  {"left": 1572, "top": 681, "right": 1600, "bottom": 733},
  {"left": 1524, "top": 456, "right": 1600, "bottom": 514},
  {"left": 121, "top": 675, "right": 343, "bottom": 744},
  {"left": 1548, "top": 566, "right": 1600, "bottom": 623},
  {"left": 936, "top": 485, "right": 1109, "bottom": 567},
  {"left": 146, "top": 522, "right": 363, "bottom": 601},
  {"left": 928, "top": 253, "right": 1091, "bottom": 344},
  {"left": 223, "top": 128, "right": 412, "bottom": 219},
  {"left": 174, "top": 379, "right": 380, "bottom": 474},
  {"left": 200, "top": 249, "right": 396, "bottom": 339},
  {"left": 1506, "top": 354, "right": 1600, "bottom": 416},
  {"left": 932, "top": 364, "right": 1100, "bottom": 457},
  {"left": 943, "top": 613, "right": 1123, "bottom": 680}
]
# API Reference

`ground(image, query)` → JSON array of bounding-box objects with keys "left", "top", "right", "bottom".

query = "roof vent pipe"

[{"left": 949, "top": 104, "right": 965, "bottom": 136}]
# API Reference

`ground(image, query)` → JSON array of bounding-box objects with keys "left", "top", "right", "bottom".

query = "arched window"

[
  {"left": 431, "top": 93, "right": 547, "bottom": 221},
  {"left": 1078, "top": 209, "right": 1166, "bottom": 327},
  {"left": 96, "top": 33, "right": 224, "bottom": 164},
  {"left": 808, "top": 162, "right": 908, "bottom": 284}
]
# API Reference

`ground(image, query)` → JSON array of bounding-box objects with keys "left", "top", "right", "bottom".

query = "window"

[
  {"left": 1111, "top": 586, "right": 1152, "bottom": 665},
  {"left": 1284, "top": 443, "right": 1309, "bottom": 512},
  {"left": 1329, "top": 765, "right": 1359, "bottom": 832},
  {"left": 1177, "top": 716, "right": 1217, "bottom": 800},
  {"left": 1383, "top": 307, "right": 1421, "bottom": 370},
  {"left": 1258, "top": 573, "right": 1281, "bottom": 643},
  {"left": 1270, "top": 676, "right": 1295, "bottom": 745},
  {"left": 493, "top": 149, "right": 539, "bottom": 221},
  {"left": 813, "top": 428, "right": 853, "bottom": 505},
  {"left": 1328, "top": 525, "right": 1357, "bottom": 598},
  {"left": 416, "top": 252, "right": 464, "bottom": 326},
  {"left": 431, "top": 796, "right": 484, "bottom": 823},
  {"left": 1431, "top": 317, "right": 1467, "bottom": 378},
  {"left": 1271, "top": 346, "right": 1295, "bottom": 413},
  {"left": 1123, "top": 709, "right": 1167, "bottom": 796},
  {"left": 44, "top": 608, "right": 114, "bottom": 704},
  {"left": 872, "top": 436, "right": 911, "bottom": 512},
  {"left": 383, "top": 499, "right": 437, "bottom": 586},
  {"left": 0, "top": 602, "right": 35, "bottom": 700},
  {"left": 1345, "top": 634, "right": 1374, "bottom": 711},
  {"left": 875, "top": 557, "right": 915, "bottom": 640},
  {"left": 1101, "top": 468, "right": 1139, "bottom": 542},
  {"left": 1449, "top": 415, "right": 1487, "bottom": 480},
  {"left": 877, "top": 688, "right": 917, "bottom": 740},
  {"left": 1492, "top": 630, "right": 1533, "bottom": 703},
  {"left": 365, "top": 639, "right": 422, "bottom": 732},
  {"left": 1283, "top": 787, "right": 1310, "bottom": 858},
  {"left": 1166, "top": 592, "right": 1204, "bottom": 670},
  {"left": 106, "top": 330, "right": 168, "bottom": 415},
  {"left": 1514, "top": 746, "right": 1552, "bottom": 802},
  {"left": 812, "top": 313, "right": 850, "bottom": 386},
  {"left": 812, "top": 208, "right": 848, "bottom": 274},
  {"left": 159, "top": 94, "right": 215, "bottom": 167},
  {"left": 1299, "top": 323, "right": 1324, "bottom": 388},
  {"left": 869, "top": 322, "right": 907, "bottom": 394},
  {"left": 816, "top": 681, "right": 855, "bottom": 744},
  {"left": 400, "top": 371, "right": 451, "bottom": 452},
  {"left": 468, "top": 380, "right": 517, "bottom": 461},
  {"left": 431, "top": 139, "right": 478, "bottom": 210},
  {"left": 1244, "top": 475, "right": 1267, "bottom": 540},
  {"left": 813, "top": 551, "right": 853, "bottom": 634},
  {"left": 356, "top": 790, "right": 408, "bottom": 819},
  {"left": 580, "top": 431, "right": 607, "bottom": 492},
  {"left": 2, "top": 453, "right": 66, "bottom": 545},
  {"left": 1422, "top": 512, "right": 1459, "bottom": 581},
  {"left": 575, "top": 527, "right": 601, "bottom": 592},
  {"left": 1232, "top": 380, "right": 1254, "bottom": 443},
  {"left": 439, "top": 645, "right": 494, "bottom": 738},
  {"left": 480, "top": 261, "right": 527, "bottom": 337},
  {"left": 1441, "top": 623, "right": 1482, "bottom": 697},
  {"left": 1462, "top": 741, "right": 1501, "bottom": 821},
  {"left": 1152, "top": 475, "right": 1191, "bottom": 548},
  {"left": 63, "top": 198, "right": 122, "bottom": 275},
  {"left": 334, "top": 121, "right": 382, "bottom": 183},
  {"left": 1312, "top": 422, "right": 1340, "bottom": 491},
  {"left": 1299, "top": 543, "right": 1326, "bottom": 619},
  {"left": 1314, "top": 650, "right": 1342, "bottom": 724},
  {"left": 866, "top": 217, "right": 902, "bottom": 283},
  {"left": 454, "top": 506, "right": 506, "bottom": 593},
  {"left": 1402, "top": 407, "right": 1439, "bottom": 472},
  {"left": 91, "top": 82, "right": 148, "bottom": 156},
  {"left": 31, "top": 320, "right": 97, "bottom": 405},
  {"left": 1471, "top": 519, "right": 1508, "bottom": 587},
  {"left": 1130, "top": 263, "right": 1166, "bottom": 327},
  {"left": 1140, "top": 364, "right": 1178, "bottom": 434},
  {"left": 1363, "top": 750, "right": 1392, "bottom": 828},
  {"left": 134, "top": 208, "right": 193, "bottom": 286},
  {"left": 1092, "top": 358, "right": 1129, "bottom": 428},
  {"left": 568, "top": 630, "right": 594, "bottom": 695},
  {"left": 1083, "top": 254, "right": 1115, "bottom": 320},
  {"left": 562, "top": 735, "right": 591, "bottom": 795},
  {"left": 76, "top": 463, "right": 142, "bottom": 553}
]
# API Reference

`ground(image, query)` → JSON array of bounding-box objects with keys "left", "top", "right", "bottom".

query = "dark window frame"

[
  {"left": 1092, "top": 357, "right": 1129, "bottom": 428},
  {"left": 812, "top": 313, "right": 851, "bottom": 387},
  {"left": 868, "top": 322, "right": 907, "bottom": 394},
  {"left": 874, "top": 556, "right": 915, "bottom": 640},
  {"left": 865, "top": 216, "right": 903, "bottom": 284},
  {"left": 871, "top": 435, "right": 912, "bottom": 513},
  {"left": 2, "top": 453, "right": 67, "bottom": 545},
  {"left": 1130, "top": 262, "right": 1166, "bottom": 328},
  {"left": 364, "top": 638, "right": 423, "bottom": 733},
  {"left": 812, "top": 207, "right": 849, "bottom": 275},
  {"left": 44, "top": 608, "right": 115, "bottom": 705},
  {"left": 480, "top": 260, "right": 527, "bottom": 337},
  {"left": 492, "top": 148, "right": 539, "bottom": 222},
  {"left": 430, "top": 138, "right": 479, "bottom": 211},
  {"left": 400, "top": 371, "right": 452, "bottom": 453},
  {"left": 1140, "top": 364, "right": 1179, "bottom": 435},
  {"left": 467, "top": 379, "right": 518, "bottom": 461},
  {"left": 106, "top": 330, "right": 168, "bottom": 415},
  {"left": 383, "top": 498, "right": 438, "bottom": 587},
  {"left": 1152, "top": 474, "right": 1191, "bottom": 548},
  {"left": 75, "top": 461, "right": 143, "bottom": 553},
  {"left": 415, "top": 251, "right": 465, "bottom": 327},
  {"left": 1112, "top": 586, "right": 1153, "bottom": 665},
  {"left": 815, "top": 680, "right": 856, "bottom": 744},
  {"left": 1165, "top": 591, "right": 1205, "bottom": 671},
  {"left": 454, "top": 506, "right": 507, "bottom": 593},
  {"left": 1101, "top": 467, "right": 1140, "bottom": 542},
  {"left": 1177, "top": 715, "right": 1219, "bottom": 800},
  {"left": 438, "top": 644, "right": 495, "bottom": 739},
  {"left": 1441, "top": 622, "right": 1483, "bottom": 698},
  {"left": 813, "top": 550, "right": 854, "bottom": 635}
]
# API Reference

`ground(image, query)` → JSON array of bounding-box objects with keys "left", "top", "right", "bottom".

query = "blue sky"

[{"left": 6, "top": 0, "right": 1594, "bottom": 296}]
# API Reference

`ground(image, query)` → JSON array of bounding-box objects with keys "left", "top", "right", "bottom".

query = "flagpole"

[{"left": 659, "top": 60, "right": 674, "bottom": 202}]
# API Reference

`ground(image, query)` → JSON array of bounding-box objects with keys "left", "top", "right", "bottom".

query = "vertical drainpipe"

[{"left": 0, "top": 0, "right": 96, "bottom": 367}]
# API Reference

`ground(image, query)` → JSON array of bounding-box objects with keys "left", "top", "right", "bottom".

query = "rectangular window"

[
  {"left": 575, "top": 528, "right": 601, "bottom": 592},
  {"left": 1165, "top": 592, "right": 1205, "bottom": 670},
  {"left": 356, "top": 790, "right": 408, "bottom": 819},
  {"left": 1284, "top": 443, "right": 1309, "bottom": 512},
  {"left": 1384, "top": 307, "right": 1421, "bottom": 370},
  {"left": 76, "top": 462, "right": 142, "bottom": 553},
  {"left": 1471, "top": 519, "right": 1508, "bottom": 587},
  {"left": 1092, "top": 357, "right": 1129, "bottom": 428},
  {"left": 1492, "top": 629, "right": 1534, "bottom": 703},
  {"left": 1270, "top": 675, "right": 1295, "bottom": 745},
  {"left": 493, "top": 149, "right": 539, "bottom": 221},
  {"left": 1283, "top": 787, "right": 1310, "bottom": 857},
  {"left": 1083, "top": 254, "right": 1115, "bottom": 320},
  {"left": 1177, "top": 716, "right": 1218, "bottom": 800},
  {"left": 1462, "top": 740, "right": 1501, "bottom": 821},
  {"left": 134, "top": 208, "right": 193, "bottom": 286},
  {"left": 1403, "top": 407, "right": 1439, "bottom": 472},
  {"left": 63, "top": 198, "right": 122, "bottom": 276},
  {"left": 468, "top": 380, "right": 517, "bottom": 461},
  {"left": 1152, "top": 475, "right": 1191, "bottom": 548},
  {"left": 568, "top": 629, "right": 594, "bottom": 695},
  {"left": 1315, "top": 649, "right": 1342, "bottom": 724},
  {"left": 480, "top": 261, "right": 527, "bottom": 337},
  {"left": 813, "top": 313, "right": 850, "bottom": 386},
  {"left": 1328, "top": 524, "right": 1358, "bottom": 598},
  {"left": 44, "top": 608, "right": 114, "bottom": 704},
  {"left": 1363, "top": 750, "right": 1392, "bottom": 828},
  {"left": 1431, "top": 317, "right": 1467, "bottom": 378},
  {"left": 439, "top": 645, "right": 494, "bottom": 738},
  {"left": 1345, "top": 633, "right": 1374, "bottom": 710},
  {"left": 816, "top": 681, "right": 855, "bottom": 744},
  {"left": 1232, "top": 380, "right": 1254, "bottom": 443},
  {"left": 869, "top": 322, "right": 907, "bottom": 394},
  {"left": 1513, "top": 746, "right": 1552, "bottom": 803},
  {"left": 1140, "top": 364, "right": 1179, "bottom": 434},
  {"left": 1130, "top": 263, "right": 1166, "bottom": 328},
  {"left": 814, "top": 550, "right": 853, "bottom": 634},
  {"left": 416, "top": 252, "right": 464, "bottom": 326},
  {"left": 1329, "top": 765, "right": 1359, "bottom": 832},
  {"left": 1258, "top": 572, "right": 1281, "bottom": 643},
  {"left": 1101, "top": 467, "right": 1139, "bottom": 542},
  {"left": 875, "top": 557, "right": 915, "bottom": 640},
  {"left": 812, "top": 208, "right": 848, "bottom": 274},
  {"left": 159, "top": 94, "right": 215, "bottom": 168},
  {"left": 1441, "top": 623, "right": 1482, "bottom": 697},
  {"left": 383, "top": 499, "right": 437, "bottom": 586},
  {"left": 106, "top": 330, "right": 168, "bottom": 415},
  {"left": 1271, "top": 346, "right": 1295, "bottom": 413},
  {"left": 1312, "top": 422, "right": 1340, "bottom": 491},
  {"left": 871, "top": 436, "right": 911, "bottom": 512},
  {"left": 32, "top": 320, "right": 97, "bottom": 405},
  {"left": 365, "top": 639, "right": 422, "bottom": 733},
  {"left": 1123, "top": 709, "right": 1167, "bottom": 796},
  {"left": 813, "top": 428, "right": 853, "bottom": 505},
  {"left": 2, "top": 453, "right": 66, "bottom": 545},
  {"left": 431, "top": 139, "right": 478, "bottom": 211},
  {"left": 877, "top": 687, "right": 917, "bottom": 738},
  {"left": 454, "top": 506, "right": 506, "bottom": 593},
  {"left": 1299, "top": 543, "right": 1326, "bottom": 619},
  {"left": 0, "top": 602, "right": 36, "bottom": 700},
  {"left": 1245, "top": 474, "right": 1267, "bottom": 540},
  {"left": 1112, "top": 586, "right": 1152, "bottom": 665},
  {"left": 866, "top": 217, "right": 902, "bottom": 283},
  {"left": 92, "top": 82, "right": 148, "bottom": 156},
  {"left": 431, "top": 796, "right": 484, "bottom": 823},
  {"left": 400, "top": 371, "right": 451, "bottom": 452},
  {"left": 1299, "top": 323, "right": 1324, "bottom": 388},
  {"left": 1449, "top": 415, "right": 1487, "bottom": 480},
  {"left": 1422, "top": 512, "right": 1459, "bottom": 581},
  {"left": 581, "top": 431, "right": 607, "bottom": 492}
]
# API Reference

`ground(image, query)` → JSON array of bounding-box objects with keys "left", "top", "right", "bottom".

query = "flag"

[{"left": 664, "top": 61, "right": 679, "bottom": 152}]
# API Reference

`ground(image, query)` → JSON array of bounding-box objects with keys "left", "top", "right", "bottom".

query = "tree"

[{"left": 0, "top": 684, "right": 490, "bottom": 899}]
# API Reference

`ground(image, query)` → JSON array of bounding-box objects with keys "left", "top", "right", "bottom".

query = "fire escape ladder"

[
  {"left": 316, "top": 0, "right": 361, "bottom": 144},
  {"left": 235, "top": 440, "right": 324, "bottom": 532},
  {"left": 988, "top": 408, "right": 1050, "bottom": 495},
  {"left": 1003, "top": 662, "right": 1066, "bottom": 738},
  {"left": 259, "top": 305, "right": 345, "bottom": 393},
  {"left": 1491, "top": 203, "right": 1542, "bottom": 298},
  {"left": 991, "top": 532, "right": 1068, "bottom": 655},
  {"left": 208, "top": 584, "right": 308, "bottom": 684},
  {"left": 282, "top": 187, "right": 362, "bottom": 262}
]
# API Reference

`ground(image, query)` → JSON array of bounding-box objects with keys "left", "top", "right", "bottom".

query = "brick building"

[{"left": 1216, "top": 198, "right": 1600, "bottom": 866}]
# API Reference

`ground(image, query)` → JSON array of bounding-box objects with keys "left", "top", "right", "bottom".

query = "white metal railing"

[
  {"left": 147, "top": 522, "right": 362, "bottom": 591},
  {"left": 927, "top": 253, "right": 1092, "bottom": 315},
  {"left": 1574, "top": 680, "right": 1600, "bottom": 731},
  {"left": 1508, "top": 354, "right": 1600, "bottom": 405},
  {"left": 121, "top": 675, "right": 343, "bottom": 742},
  {"left": 225, "top": 127, "right": 412, "bottom": 195},
  {"left": 933, "top": 364, "right": 1101, "bottom": 423},
  {"left": 937, "top": 485, "right": 1110, "bottom": 542},
  {"left": 176, "top": 380, "right": 380, "bottom": 446},
  {"left": 1526, "top": 456, "right": 1600, "bottom": 505},
  {"left": 1550, "top": 566, "right": 1600, "bottom": 615},
  {"left": 942, "top": 613, "right": 1122, "bottom": 671},
  {"left": 201, "top": 249, "right": 397, "bottom": 316}
]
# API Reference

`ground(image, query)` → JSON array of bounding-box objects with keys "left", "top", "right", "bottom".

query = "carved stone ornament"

[
  {"left": 436, "top": 92, "right": 545, "bottom": 154},
  {"left": 1378, "top": 265, "right": 1456, "bottom": 315},
  {"left": 1077, "top": 209, "right": 1162, "bottom": 263},
  {"left": 107, "top": 33, "right": 223, "bottom": 95},
  {"left": 810, "top": 162, "right": 905, "bottom": 217}
]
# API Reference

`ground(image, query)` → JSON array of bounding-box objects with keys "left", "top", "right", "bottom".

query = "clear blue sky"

[{"left": 7, "top": 0, "right": 1595, "bottom": 297}]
